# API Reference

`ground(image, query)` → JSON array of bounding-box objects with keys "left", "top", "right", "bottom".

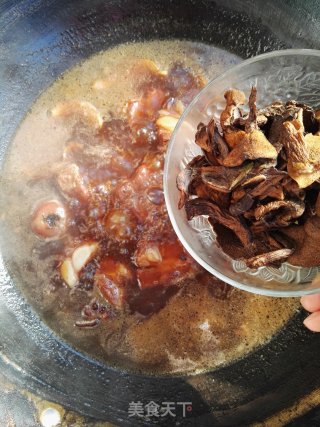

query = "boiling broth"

[{"left": 0, "top": 40, "right": 299, "bottom": 374}]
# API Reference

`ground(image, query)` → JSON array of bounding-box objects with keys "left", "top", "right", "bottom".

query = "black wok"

[{"left": 1, "top": 0, "right": 320, "bottom": 425}]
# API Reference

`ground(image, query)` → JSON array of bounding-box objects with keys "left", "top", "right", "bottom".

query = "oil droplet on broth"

[{"left": 1, "top": 40, "right": 299, "bottom": 375}]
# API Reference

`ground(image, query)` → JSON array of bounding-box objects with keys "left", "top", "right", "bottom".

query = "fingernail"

[{"left": 303, "top": 313, "right": 320, "bottom": 332}]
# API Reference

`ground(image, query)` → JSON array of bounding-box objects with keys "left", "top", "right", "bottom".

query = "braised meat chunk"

[{"left": 30, "top": 60, "right": 206, "bottom": 327}]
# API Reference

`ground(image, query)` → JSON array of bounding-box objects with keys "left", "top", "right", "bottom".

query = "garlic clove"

[
  {"left": 156, "top": 115, "right": 179, "bottom": 133},
  {"left": 71, "top": 243, "right": 98, "bottom": 273},
  {"left": 145, "top": 246, "right": 162, "bottom": 263},
  {"left": 60, "top": 258, "right": 78, "bottom": 288}
]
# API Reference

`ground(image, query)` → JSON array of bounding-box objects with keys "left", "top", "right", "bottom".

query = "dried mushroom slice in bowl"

[{"left": 177, "top": 86, "right": 320, "bottom": 269}]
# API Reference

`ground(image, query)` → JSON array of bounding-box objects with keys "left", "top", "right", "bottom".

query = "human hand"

[{"left": 300, "top": 294, "right": 320, "bottom": 332}]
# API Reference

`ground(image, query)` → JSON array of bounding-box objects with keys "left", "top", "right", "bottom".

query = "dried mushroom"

[
  {"left": 220, "top": 89, "right": 246, "bottom": 133},
  {"left": 221, "top": 88, "right": 278, "bottom": 167},
  {"left": 283, "top": 120, "right": 320, "bottom": 188},
  {"left": 177, "top": 86, "right": 320, "bottom": 268},
  {"left": 245, "top": 248, "right": 294, "bottom": 269},
  {"left": 176, "top": 155, "right": 207, "bottom": 208},
  {"left": 200, "top": 163, "right": 253, "bottom": 193},
  {"left": 185, "top": 197, "right": 252, "bottom": 246},
  {"left": 195, "top": 118, "right": 229, "bottom": 165}
]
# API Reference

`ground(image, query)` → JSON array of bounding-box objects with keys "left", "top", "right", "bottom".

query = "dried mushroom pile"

[{"left": 177, "top": 87, "right": 320, "bottom": 268}]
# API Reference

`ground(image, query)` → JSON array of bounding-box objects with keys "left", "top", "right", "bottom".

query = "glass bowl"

[{"left": 164, "top": 49, "right": 320, "bottom": 297}]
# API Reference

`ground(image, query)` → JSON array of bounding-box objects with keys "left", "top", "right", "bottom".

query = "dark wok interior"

[{"left": 1, "top": 0, "right": 320, "bottom": 425}]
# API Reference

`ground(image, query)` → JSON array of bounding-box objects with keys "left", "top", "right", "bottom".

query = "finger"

[
  {"left": 303, "top": 311, "right": 320, "bottom": 332},
  {"left": 300, "top": 294, "right": 320, "bottom": 312}
]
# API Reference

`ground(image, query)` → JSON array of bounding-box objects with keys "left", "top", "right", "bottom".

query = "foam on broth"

[{"left": 0, "top": 40, "right": 299, "bottom": 374}]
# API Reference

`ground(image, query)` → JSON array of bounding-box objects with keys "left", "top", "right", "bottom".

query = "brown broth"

[{"left": 0, "top": 40, "right": 299, "bottom": 375}]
